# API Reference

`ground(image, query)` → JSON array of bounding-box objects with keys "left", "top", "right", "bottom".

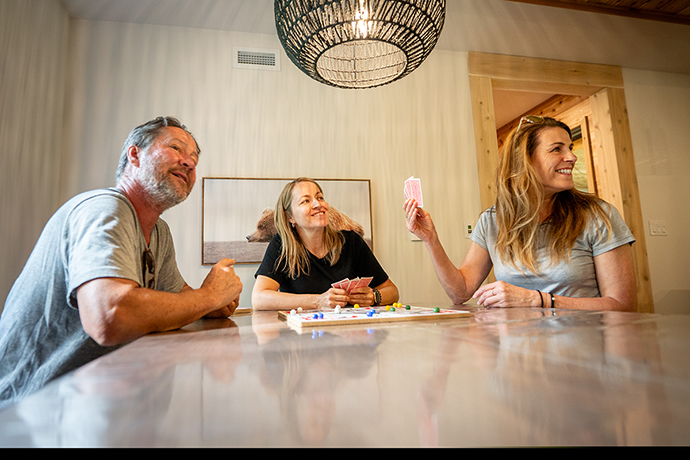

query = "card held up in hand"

[{"left": 404, "top": 176, "right": 424, "bottom": 208}]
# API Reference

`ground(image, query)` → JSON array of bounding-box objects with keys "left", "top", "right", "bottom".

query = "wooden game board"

[{"left": 279, "top": 305, "right": 470, "bottom": 329}]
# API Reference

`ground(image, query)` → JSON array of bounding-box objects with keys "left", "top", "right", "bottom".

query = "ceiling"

[
  {"left": 507, "top": 0, "right": 690, "bottom": 26},
  {"left": 56, "top": 0, "right": 690, "bottom": 128},
  {"left": 497, "top": 0, "right": 690, "bottom": 126}
]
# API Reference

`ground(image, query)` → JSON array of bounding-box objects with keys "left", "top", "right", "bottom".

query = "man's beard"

[{"left": 137, "top": 155, "right": 193, "bottom": 210}]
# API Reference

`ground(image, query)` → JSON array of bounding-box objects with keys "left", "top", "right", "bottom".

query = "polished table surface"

[{"left": 1, "top": 303, "right": 690, "bottom": 447}]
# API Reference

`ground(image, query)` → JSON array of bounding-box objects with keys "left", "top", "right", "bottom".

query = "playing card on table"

[{"left": 404, "top": 176, "right": 423, "bottom": 208}]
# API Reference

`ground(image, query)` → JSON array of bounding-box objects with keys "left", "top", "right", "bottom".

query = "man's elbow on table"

[
  {"left": 76, "top": 278, "right": 149, "bottom": 347},
  {"left": 81, "top": 308, "right": 133, "bottom": 347}
]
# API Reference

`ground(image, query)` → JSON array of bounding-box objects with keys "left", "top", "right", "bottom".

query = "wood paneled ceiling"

[{"left": 506, "top": 0, "right": 690, "bottom": 26}]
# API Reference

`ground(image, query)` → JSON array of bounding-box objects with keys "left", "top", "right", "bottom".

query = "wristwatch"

[{"left": 373, "top": 288, "right": 381, "bottom": 306}]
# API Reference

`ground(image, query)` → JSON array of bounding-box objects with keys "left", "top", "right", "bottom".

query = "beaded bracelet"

[{"left": 548, "top": 292, "right": 555, "bottom": 309}]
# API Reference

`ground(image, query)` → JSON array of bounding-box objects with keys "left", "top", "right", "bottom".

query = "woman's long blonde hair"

[
  {"left": 274, "top": 178, "right": 344, "bottom": 279},
  {"left": 495, "top": 117, "right": 611, "bottom": 272}
]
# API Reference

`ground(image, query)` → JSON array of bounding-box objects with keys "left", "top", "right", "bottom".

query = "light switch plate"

[{"left": 649, "top": 220, "right": 668, "bottom": 236}]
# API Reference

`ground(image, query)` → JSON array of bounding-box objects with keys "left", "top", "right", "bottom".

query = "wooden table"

[{"left": 1, "top": 304, "right": 689, "bottom": 447}]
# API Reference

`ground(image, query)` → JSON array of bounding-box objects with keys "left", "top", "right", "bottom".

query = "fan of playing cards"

[
  {"left": 331, "top": 277, "right": 373, "bottom": 293},
  {"left": 404, "top": 176, "right": 424, "bottom": 207}
]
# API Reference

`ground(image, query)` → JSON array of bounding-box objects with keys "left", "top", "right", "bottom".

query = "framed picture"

[{"left": 201, "top": 177, "right": 373, "bottom": 264}]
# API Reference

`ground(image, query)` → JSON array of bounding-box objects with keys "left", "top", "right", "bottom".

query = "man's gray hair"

[{"left": 115, "top": 116, "right": 200, "bottom": 183}]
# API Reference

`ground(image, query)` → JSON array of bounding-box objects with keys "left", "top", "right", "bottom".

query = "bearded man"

[{"left": 0, "top": 117, "right": 242, "bottom": 408}]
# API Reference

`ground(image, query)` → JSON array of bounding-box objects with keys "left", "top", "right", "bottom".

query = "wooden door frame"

[{"left": 468, "top": 52, "right": 653, "bottom": 313}]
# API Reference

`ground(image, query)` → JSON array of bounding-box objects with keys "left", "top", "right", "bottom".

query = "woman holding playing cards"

[
  {"left": 404, "top": 116, "right": 637, "bottom": 311},
  {"left": 253, "top": 178, "right": 399, "bottom": 310}
]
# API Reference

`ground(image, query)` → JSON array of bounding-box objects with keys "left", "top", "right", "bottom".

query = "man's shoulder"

[
  {"left": 63, "top": 188, "right": 133, "bottom": 215},
  {"left": 49, "top": 188, "right": 139, "bottom": 235},
  {"left": 69, "top": 187, "right": 128, "bottom": 205}
]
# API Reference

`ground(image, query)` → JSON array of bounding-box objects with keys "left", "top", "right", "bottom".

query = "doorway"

[{"left": 468, "top": 52, "right": 653, "bottom": 312}]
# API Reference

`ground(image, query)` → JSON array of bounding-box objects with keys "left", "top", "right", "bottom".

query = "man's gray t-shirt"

[
  {"left": 0, "top": 188, "right": 186, "bottom": 407},
  {"left": 470, "top": 201, "right": 635, "bottom": 298}
]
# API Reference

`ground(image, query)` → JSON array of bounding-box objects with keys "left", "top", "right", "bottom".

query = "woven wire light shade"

[{"left": 274, "top": 0, "right": 446, "bottom": 89}]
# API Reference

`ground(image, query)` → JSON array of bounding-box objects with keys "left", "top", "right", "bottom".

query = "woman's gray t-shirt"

[{"left": 470, "top": 201, "right": 635, "bottom": 298}]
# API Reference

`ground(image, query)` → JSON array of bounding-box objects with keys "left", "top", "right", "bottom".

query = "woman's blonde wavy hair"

[
  {"left": 495, "top": 117, "right": 611, "bottom": 272},
  {"left": 274, "top": 178, "right": 344, "bottom": 279}
]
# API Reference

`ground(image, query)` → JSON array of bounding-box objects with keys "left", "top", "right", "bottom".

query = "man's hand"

[{"left": 200, "top": 258, "right": 243, "bottom": 313}]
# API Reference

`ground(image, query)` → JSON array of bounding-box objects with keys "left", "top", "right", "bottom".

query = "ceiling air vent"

[{"left": 233, "top": 47, "right": 281, "bottom": 71}]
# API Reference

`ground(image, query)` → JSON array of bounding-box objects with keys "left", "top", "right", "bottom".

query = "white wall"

[
  {"left": 624, "top": 69, "right": 690, "bottom": 313},
  {"left": 2, "top": 0, "right": 690, "bottom": 313},
  {"left": 0, "top": 0, "right": 69, "bottom": 308},
  {"left": 58, "top": 19, "right": 480, "bottom": 308}
]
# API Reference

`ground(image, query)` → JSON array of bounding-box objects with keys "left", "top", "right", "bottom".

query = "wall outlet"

[
  {"left": 464, "top": 221, "right": 474, "bottom": 239},
  {"left": 649, "top": 220, "right": 668, "bottom": 236}
]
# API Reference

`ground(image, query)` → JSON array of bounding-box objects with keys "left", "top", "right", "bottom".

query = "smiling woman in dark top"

[{"left": 252, "top": 178, "right": 398, "bottom": 311}]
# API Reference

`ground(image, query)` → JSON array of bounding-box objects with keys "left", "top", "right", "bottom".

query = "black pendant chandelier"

[{"left": 274, "top": 0, "right": 446, "bottom": 89}]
